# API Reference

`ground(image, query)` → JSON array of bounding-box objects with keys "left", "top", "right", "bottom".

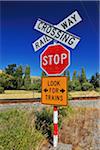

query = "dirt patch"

[
  {"left": 40, "top": 107, "right": 100, "bottom": 150},
  {"left": 59, "top": 108, "right": 100, "bottom": 150}
]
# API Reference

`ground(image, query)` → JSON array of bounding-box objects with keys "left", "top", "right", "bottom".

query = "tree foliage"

[
  {"left": 90, "top": 72, "right": 100, "bottom": 89},
  {"left": 14, "top": 65, "right": 23, "bottom": 89},
  {"left": 82, "top": 82, "right": 94, "bottom": 91},
  {"left": 80, "top": 68, "right": 87, "bottom": 84},
  {"left": 24, "top": 66, "right": 31, "bottom": 90},
  {"left": 0, "top": 64, "right": 99, "bottom": 92},
  {"left": 5, "top": 64, "right": 16, "bottom": 76},
  {"left": 66, "top": 70, "right": 70, "bottom": 81},
  {"left": 72, "top": 70, "right": 77, "bottom": 81}
]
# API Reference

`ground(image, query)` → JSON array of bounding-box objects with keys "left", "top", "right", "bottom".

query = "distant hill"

[{"left": 31, "top": 76, "right": 41, "bottom": 80}]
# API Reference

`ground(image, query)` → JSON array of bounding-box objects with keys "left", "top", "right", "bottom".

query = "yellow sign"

[{"left": 41, "top": 76, "right": 68, "bottom": 106}]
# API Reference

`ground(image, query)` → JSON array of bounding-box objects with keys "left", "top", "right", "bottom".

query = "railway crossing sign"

[
  {"left": 40, "top": 43, "right": 70, "bottom": 76},
  {"left": 32, "top": 11, "right": 82, "bottom": 51},
  {"left": 34, "top": 18, "right": 80, "bottom": 49},
  {"left": 41, "top": 76, "right": 68, "bottom": 106},
  {"left": 32, "top": 10, "right": 82, "bottom": 148}
]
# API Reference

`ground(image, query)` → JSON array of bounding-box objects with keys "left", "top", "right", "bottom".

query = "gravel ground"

[
  {"left": 0, "top": 100, "right": 99, "bottom": 110},
  {"left": 69, "top": 100, "right": 100, "bottom": 109}
]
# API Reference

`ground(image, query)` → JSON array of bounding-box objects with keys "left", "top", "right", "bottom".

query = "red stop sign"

[{"left": 40, "top": 44, "right": 70, "bottom": 76}]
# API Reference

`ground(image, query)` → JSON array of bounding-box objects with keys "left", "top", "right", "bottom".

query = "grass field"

[
  {"left": 70, "top": 90, "right": 100, "bottom": 97},
  {"left": 0, "top": 90, "right": 41, "bottom": 99},
  {"left": 0, "top": 90, "right": 99, "bottom": 99}
]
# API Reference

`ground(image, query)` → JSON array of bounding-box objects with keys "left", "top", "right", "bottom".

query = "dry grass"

[
  {"left": 59, "top": 107, "right": 100, "bottom": 150},
  {"left": 70, "top": 90, "right": 100, "bottom": 97},
  {"left": 0, "top": 90, "right": 99, "bottom": 99},
  {"left": 0, "top": 90, "right": 41, "bottom": 99}
]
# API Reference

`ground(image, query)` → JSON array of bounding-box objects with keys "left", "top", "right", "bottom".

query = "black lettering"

[
  {"left": 60, "top": 95, "right": 63, "bottom": 101},
  {"left": 68, "top": 37, "right": 75, "bottom": 45},
  {"left": 46, "top": 94, "right": 50, "bottom": 100},
  {"left": 57, "top": 81, "right": 60, "bottom": 86},
  {"left": 52, "top": 95, "right": 54, "bottom": 100},
  {"left": 46, "top": 26, "right": 52, "bottom": 33},
  {"left": 48, "top": 81, "right": 60, "bottom": 86},
  {"left": 62, "top": 34, "right": 70, "bottom": 43},
  {"left": 38, "top": 21, "right": 43, "bottom": 29},
  {"left": 53, "top": 81, "right": 56, "bottom": 86},
  {"left": 43, "top": 36, "right": 47, "bottom": 43},
  {"left": 71, "top": 14, "right": 77, "bottom": 22},
  {"left": 41, "top": 23, "right": 47, "bottom": 32},
  {"left": 50, "top": 28, "right": 56, "bottom": 36},
  {"left": 45, "top": 35, "right": 51, "bottom": 42},
  {"left": 35, "top": 42, "right": 40, "bottom": 49},
  {"left": 55, "top": 30, "right": 62, "bottom": 39},
  {"left": 68, "top": 18, "right": 74, "bottom": 26},
  {"left": 46, "top": 95, "right": 48, "bottom": 100},
  {"left": 61, "top": 21, "right": 68, "bottom": 30},
  {"left": 59, "top": 32, "right": 65, "bottom": 40},
  {"left": 40, "top": 39, "right": 44, "bottom": 46},
  {"left": 56, "top": 96, "right": 60, "bottom": 100}
]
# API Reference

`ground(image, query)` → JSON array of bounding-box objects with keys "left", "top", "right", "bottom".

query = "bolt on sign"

[{"left": 41, "top": 76, "right": 68, "bottom": 106}]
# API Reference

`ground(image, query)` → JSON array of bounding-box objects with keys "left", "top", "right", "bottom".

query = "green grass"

[{"left": 0, "top": 108, "right": 44, "bottom": 150}]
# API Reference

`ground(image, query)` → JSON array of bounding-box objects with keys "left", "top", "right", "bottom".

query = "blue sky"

[{"left": 0, "top": 1, "right": 99, "bottom": 78}]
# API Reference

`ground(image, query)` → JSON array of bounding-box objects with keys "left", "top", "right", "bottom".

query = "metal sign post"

[
  {"left": 53, "top": 41, "right": 58, "bottom": 148},
  {"left": 53, "top": 106, "right": 58, "bottom": 147}
]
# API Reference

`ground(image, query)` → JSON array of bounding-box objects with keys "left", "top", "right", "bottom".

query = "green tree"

[
  {"left": 5, "top": 64, "right": 16, "bottom": 76},
  {"left": 71, "top": 80, "right": 81, "bottom": 91},
  {"left": 14, "top": 65, "right": 23, "bottom": 89},
  {"left": 63, "top": 70, "right": 66, "bottom": 76},
  {"left": 0, "top": 73, "right": 17, "bottom": 90},
  {"left": 77, "top": 72, "right": 81, "bottom": 82},
  {"left": 80, "top": 68, "right": 87, "bottom": 84},
  {"left": 90, "top": 72, "right": 100, "bottom": 89},
  {"left": 68, "top": 80, "right": 73, "bottom": 91},
  {"left": 95, "top": 72, "right": 100, "bottom": 88},
  {"left": 24, "top": 66, "right": 31, "bottom": 90},
  {"left": 66, "top": 70, "right": 70, "bottom": 81},
  {"left": 72, "top": 70, "right": 77, "bottom": 81},
  {"left": 82, "top": 82, "right": 94, "bottom": 91}
]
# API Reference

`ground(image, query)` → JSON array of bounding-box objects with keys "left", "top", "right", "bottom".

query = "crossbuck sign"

[{"left": 32, "top": 11, "right": 82, "bottom": 51}]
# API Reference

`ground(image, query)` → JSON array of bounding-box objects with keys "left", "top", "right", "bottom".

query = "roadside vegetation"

[
  {"left": 0, "top": 108, "right": 44, "bottom": 150},
  {"left": 0, "top": 106, "right": 74, "bottom": 150},
  {"left": 0, "top": 64, "right": 99, "bottom": 93},
  {"left": 0, "top": 106, "right": 99, "bottom": 150}
]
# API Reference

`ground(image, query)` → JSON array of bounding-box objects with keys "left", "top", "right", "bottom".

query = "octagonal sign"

[{"left": 40, "top": 44, "right": 70, "bottom": 76}]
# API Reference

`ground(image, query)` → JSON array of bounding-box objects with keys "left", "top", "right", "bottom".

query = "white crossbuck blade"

[{"left": 32, "top": 11, "right": 82, "bottom": 51}]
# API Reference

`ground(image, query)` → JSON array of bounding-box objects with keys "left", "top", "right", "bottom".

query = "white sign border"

[
  {"left": 32, "top": 10, "right": 82, "bottom": 51},
  {"left": 40, "top": 43, "right": 70, "bottom": 76}
]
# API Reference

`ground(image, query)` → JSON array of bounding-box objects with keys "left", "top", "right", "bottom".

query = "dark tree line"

[
  {"left": 0, "top": 64, "right": 31, "bottom": 92},
  {"left": 63, "top": 68, "right": 99, "bottom": 91},
  {"left": 0, "top": 64, "right": 99, "bottom": 93}
]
